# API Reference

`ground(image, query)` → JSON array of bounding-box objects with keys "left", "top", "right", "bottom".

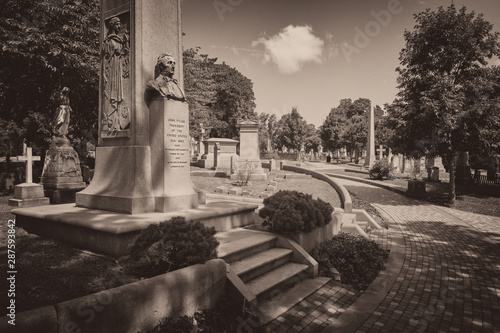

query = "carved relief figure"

[
  {"left": 51, "top": 87, "right": 72, "bottom": 138},
  {"left": 102, "top": 16, "right": 130, "bottom": 131},
  {"left": 146, "top": 53, "right": 186, "bottom": 104}
]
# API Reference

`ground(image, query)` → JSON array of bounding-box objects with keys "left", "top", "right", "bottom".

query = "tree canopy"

[
  {"left": 320, "top": 98, "right": 377, "bottom": 158},
  {"left": 389, "top": 4, "right": 500, "bottom": 200},
  {"left": 184, "top": 47, "right": 257, "bottom": 140},
  {"left": 274, "top": 107, "right": 311, "bottom": 151},
  {"left": 0, "top": 0, "right": 100, "bottom": 160}
]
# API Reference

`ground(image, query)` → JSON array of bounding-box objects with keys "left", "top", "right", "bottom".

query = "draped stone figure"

[{"left": 102, "top": 16, "right": 130, "bottom": 131}]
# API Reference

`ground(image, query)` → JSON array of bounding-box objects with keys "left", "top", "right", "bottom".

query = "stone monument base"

[
  {"left": 76, "top": 146, "right": 155, "bottom": 214},
  {"left": 230, "top": 160, "right": 268, "bottom": 182},
  {"left": 8, "top": 183, "right": 50, "bottom": 207},
  {"left": 44, "top": 182, "right": 87, "bottom": 204},
  {"left": 12, "top": 201, "right": 259, "bottom": 257},
  {"left": 41, "top": 137, "right": 88, "bottom": 204}
]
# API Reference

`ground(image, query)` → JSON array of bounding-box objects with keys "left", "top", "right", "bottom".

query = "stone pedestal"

[
  {"left": 149, "top": 98, "right": 199, "bottom": 212},
  {"left": 41, "top": 138, "right": 86, "bottom": 204},
  {"left": 8, "top": 183, "right": 49, "bottom": 207},
  {"left": 233, "top": 120, "right": 267, "bottom": 181},
  {"left": 76, "top": 146, "right": 154, "bottom": 213}
]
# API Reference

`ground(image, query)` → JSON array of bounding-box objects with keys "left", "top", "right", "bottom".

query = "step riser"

[
  {"left": 256, "top": 268, "right": 309, "bottom": 303},
  {"left": 221, "top": 238, "right": 276, "bottom": 263},
  {"left": 239, "top": 253, "right": 292, "bottom": 283}
]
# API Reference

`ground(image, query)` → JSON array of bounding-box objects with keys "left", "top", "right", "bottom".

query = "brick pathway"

[
  {"left": 265, "top": 176, "right": 500, "bottom": 332},
  {"left": 329, "top": 178, "right": 500, "bottom": 333}
]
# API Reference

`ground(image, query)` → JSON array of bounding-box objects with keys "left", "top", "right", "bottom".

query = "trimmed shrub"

[
  {"left": 369, "top": 158, "right": 395, "bottom": 180},
  {"left": 259, "top": 190, "right": 334, "bottom": 234},
  {"left": 128, "top": 217, "right": 219, "bottom": 278},
  {"left": 312, "top": 233, "right": 388, "bottom": 290}
]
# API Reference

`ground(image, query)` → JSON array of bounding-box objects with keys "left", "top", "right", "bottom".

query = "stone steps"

[
  {"left": 230, "top": 247, "right": 293, "bottom": 283},
  {"left": 218, "top": 233, "right": 277, "bottom": 263},
  {"left": 247, "top": 262, "right": 310, "bottom": 302},
  {"left": 217, "top": 228, "right": 328, "bottom": 325}
]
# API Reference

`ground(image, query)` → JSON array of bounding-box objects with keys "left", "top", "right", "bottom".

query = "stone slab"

[
  {"left": 266, "top": 185, "right": 277, "bottom": 192},
  {"left": 8, "top": 197, "right": 50, "bottom": 208},
  {"left": 229, "top": 187, "right": 243, "bottom": 195},
  {"left": 13, "top": 183, "right": 45, "bottom": 199},
  {"left": 242, "top": 189, "right": 254, "bottom": 196},
  {"left": 12, "top": 201, "right": 259, "bottom": 257},
  {"left": 216, "top": 185, "right": 230, "bottom": 194},
  {"left": 248, "top": 173, "right": 268, "bottom": 181}
]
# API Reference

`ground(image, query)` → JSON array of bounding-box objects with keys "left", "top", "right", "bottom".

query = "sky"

[{"left": 181, "top": 0, "right": 500, "bottom": 127}]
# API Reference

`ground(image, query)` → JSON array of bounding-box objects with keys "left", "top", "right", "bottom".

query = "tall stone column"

[
  {"left": 77, "top": 0, "right": 183, "bottom": 214},
  {"left": 363, "top": 106, "right": 376, "bottom": 169}
]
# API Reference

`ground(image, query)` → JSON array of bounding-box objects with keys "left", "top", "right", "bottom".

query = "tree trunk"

[{"left": 448, "top": 152, "right": 457, "bottom": 202}]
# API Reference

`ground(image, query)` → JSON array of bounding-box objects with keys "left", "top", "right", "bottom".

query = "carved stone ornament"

[{"left": 101, "top": 15, "right": 131, "bottom": 131}]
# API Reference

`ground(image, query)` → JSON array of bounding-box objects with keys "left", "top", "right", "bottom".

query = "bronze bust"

[{"left": 146, "top": 53, "right": 186, "bottom": 104}]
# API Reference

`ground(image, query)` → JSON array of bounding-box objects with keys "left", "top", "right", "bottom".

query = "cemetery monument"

[
  {"left": 13, "top": 0, "right": 258, "bottom": 257},
  {"left": 40, "top": 87, "right": 86, "bottom": 203}
]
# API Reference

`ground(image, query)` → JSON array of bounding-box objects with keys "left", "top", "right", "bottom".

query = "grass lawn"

[{"left": 325, "top": 163, "right": 500, "bottom": 218}]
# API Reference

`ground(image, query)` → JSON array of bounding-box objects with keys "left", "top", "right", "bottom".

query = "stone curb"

[{"left": 319, "top": 181, "right": 406, "bottom": 333}]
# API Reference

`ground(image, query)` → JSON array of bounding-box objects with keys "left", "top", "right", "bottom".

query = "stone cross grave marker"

[{"left": 14, "top": 145, "right": 41, "bottom": 184}]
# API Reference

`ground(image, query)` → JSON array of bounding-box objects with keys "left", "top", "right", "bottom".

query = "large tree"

[
  {"left": 320, "top": 98, "right": 372, "bottom": 160},
  {"left": 392, "top": 4, "right": 500, "bottom": 201},
  {"left": 0, "top": 0, "right": 100, "bottom": 161},
  {"left": 183, "top": 47, "right": 257, "bottom": 140},
  {"left": 275, "top": 107, "right": 310, "bottom": 151}
]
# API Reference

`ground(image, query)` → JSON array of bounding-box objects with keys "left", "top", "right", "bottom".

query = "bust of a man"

[{"left": 146, "top": 53, "right": 186, "bottom": 103}]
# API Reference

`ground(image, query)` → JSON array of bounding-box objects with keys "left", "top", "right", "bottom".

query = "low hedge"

[
  {"left": 259, "top": 190, "right": 333, "bottom": 234},
  {"left": 127, "top": 216, "right": 219, "bottom": 278},
  {"left": 312, "top": 233, "right": 388, "bottom": 290}
]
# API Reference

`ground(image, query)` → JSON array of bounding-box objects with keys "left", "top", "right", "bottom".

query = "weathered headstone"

[
  {"left": 9, "top": 146, "right": 50, "bottom": 207},
  {"left": 391, "top": 154, "right": 400, "bottom": 173},
  {"left": 363, "top": 107, "right": 376, "bottom": 169},
  {"left": 269, "top": 159, "right": 277, "bottom": 171}
]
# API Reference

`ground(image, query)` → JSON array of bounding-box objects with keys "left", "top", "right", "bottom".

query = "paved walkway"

[{"left": 265, "top": 173, "right": 500, "bottom": 332}]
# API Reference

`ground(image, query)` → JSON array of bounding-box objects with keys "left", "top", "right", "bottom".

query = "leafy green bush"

[
  {"left": 128, "top": 217, "right": 219, "bottom": 278},
  {"left": 369, "top": 158, "right": 395, "bottom": 180},
  {"left": 259, "top": 190, "right": 333, "bottom": 234},
  {"left": 312, "top": 233, "right": 388, "bottom": 290}
]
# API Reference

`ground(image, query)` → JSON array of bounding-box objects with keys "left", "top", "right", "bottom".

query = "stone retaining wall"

[
  {"left": 1, "top": 259, "right": 226, "bottom": 333},
  {"left": 282, "top": 165, "right": 353, "bottom": 213}
]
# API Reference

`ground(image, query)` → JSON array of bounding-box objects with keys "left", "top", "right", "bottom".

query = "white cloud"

[{"left": 252, "top": 25, "right": 324, "bottom": 74}]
